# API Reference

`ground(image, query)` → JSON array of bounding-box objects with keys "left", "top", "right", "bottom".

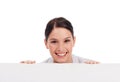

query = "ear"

[
  {"left": 73, "top": 36, "right": 76, "bottom": 47},
  {"left": 44, "top": 39, "right": 49, "bottom": 49}
]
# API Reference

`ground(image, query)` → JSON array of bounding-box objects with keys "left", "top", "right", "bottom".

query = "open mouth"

[{"left": 55, "top": 52, "right": 67, "bottom": 57}]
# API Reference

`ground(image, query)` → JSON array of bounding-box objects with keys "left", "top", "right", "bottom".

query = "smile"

[{"left": 55, "top": 52, "right": 67, "bottom": 57}]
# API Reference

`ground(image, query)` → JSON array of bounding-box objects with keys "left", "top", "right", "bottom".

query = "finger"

[
  {"left": 20, "top": 61, "right": 25, "bottom": 63},
  {"left": 20, "top": 60, "right": 36, "bottom": 64},
  {"left": 84, "top": 61, "right": 100, "bottom": 64},
  {"left": 26, "top": 60, "right": 35, "bottom": 64}
]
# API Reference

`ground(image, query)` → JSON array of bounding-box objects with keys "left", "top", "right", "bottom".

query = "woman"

[{"left": 21, "top": 17, "right": 99, "bottom": 64}]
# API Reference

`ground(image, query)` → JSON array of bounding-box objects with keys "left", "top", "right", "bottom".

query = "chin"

[
  {"left": 54, "top": 60, "right": 67, "bottom": 63},
  {"left": 54, "top": 59, "right": 71, "bottom": 63},
  {"left": 53, "top": 53, "right": 72, "bottom": 63}
]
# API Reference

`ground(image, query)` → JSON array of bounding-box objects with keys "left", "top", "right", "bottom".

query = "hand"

[
  {"left": 20, "top": 60, "right": 36, "bottom": 64},
  {"left": 84, "top": 60, "right": 100, "bottom": 64}
]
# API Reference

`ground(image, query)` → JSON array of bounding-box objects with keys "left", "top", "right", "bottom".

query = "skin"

[{"left": 44, "top": 27, "right": 75, "bottom": 63}]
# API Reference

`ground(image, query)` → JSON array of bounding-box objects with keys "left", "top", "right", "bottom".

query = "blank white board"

[{"left": 0, "top": 64, "right": 120, "bottom": 82}]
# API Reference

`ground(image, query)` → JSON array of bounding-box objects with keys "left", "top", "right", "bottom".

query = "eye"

[
  {"left": 50, "top": 41, "right": 57, "bottom": 43},
  {"left": 64, "top": 40, "right": 70, "bottom": 43}
]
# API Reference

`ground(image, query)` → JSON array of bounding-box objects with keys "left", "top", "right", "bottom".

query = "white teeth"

[{"left": 57, "top": 54, "right": 65, "bottom": 56}]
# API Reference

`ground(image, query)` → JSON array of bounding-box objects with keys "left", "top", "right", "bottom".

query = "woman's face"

[{"left": 45, "top": 27, "right": 76, "bottom": 63}]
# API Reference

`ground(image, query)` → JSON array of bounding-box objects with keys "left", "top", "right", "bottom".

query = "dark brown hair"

[{"left": 45, "top": 17, "right": 74, "bottom": 41}]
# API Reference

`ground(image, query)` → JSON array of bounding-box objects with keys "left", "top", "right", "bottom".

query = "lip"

[{"left": 55, "top": 52, "right": 67, "bottom": 57}]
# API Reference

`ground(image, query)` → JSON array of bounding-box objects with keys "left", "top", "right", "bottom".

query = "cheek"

[
  {"left": 65, "top": 43, "right": 74, "bottom": 51},
  {"left": 48, "top": 44, "right": 57, "bottom": 53}
]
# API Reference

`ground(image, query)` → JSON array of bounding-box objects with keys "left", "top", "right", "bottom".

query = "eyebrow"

[
  {"left": 49, "top": 38, "right": 57, "bottom": 41},
  {"left": 49, "top": 37, "right": 71, "bottom": 41},
  {"left": 65, "top": 37, "right": 71, "bottom": 39}
]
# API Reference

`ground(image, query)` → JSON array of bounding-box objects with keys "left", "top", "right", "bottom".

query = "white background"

[{"left": 0, "top": 0, "right": 120, "bottom": 63}]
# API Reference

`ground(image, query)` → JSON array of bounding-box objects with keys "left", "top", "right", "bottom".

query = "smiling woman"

[{"left": 20, "top": 17, "right": 99, "bottom": 64}]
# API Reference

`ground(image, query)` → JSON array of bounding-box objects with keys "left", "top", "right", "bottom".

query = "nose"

[{"left": 56, "top": 42, "right": 64, "bottom": 52}]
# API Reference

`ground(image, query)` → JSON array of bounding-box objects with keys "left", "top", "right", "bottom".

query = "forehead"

[{"left": 48, "top": 27, "right": 72, "bottom": 40}]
